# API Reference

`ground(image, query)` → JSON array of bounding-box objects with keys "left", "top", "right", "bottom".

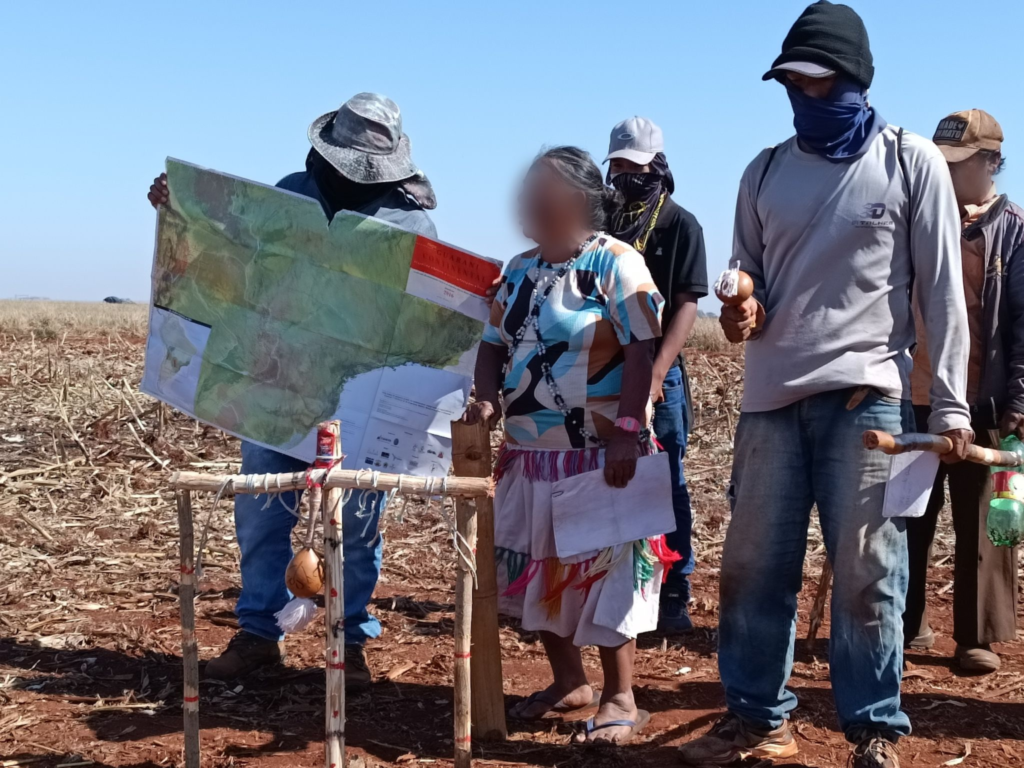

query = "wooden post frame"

[
  {"left": 453, "top": 480, "right": 479, "bottom": 768},
  {"left": 320, "top": 422, "right": 346, "bottom": 768},
  {"left": 452, "top": 421, "right": 507, "bottom": 742},
  {"left": 172, "top": 423, "right": 501, "bottom": 768},
  {"left": 176, "top": 490, "right": 201, "bottom": 768},
  {"left": 171, "top": 468, "right": 492, "bottom": 497}
]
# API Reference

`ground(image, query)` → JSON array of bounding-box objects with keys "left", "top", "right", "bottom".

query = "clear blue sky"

[{"left": 2, "top": 1, "right": 1020, "bottom": 304}]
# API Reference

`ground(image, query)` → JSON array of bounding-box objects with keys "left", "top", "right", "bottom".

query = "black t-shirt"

[
  {"left": 632, "top": 196, "right": 708, "bottom": 426},
  {"left": 640, "top": 196, "right": 709, "bottom": 321}
]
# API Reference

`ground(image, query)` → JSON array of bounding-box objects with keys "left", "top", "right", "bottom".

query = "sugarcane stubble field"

[{"left": 1, "top": 301, "right": 1022, "bottom": 768}]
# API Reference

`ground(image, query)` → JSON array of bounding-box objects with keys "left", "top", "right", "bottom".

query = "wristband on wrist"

[{"left": 614, "top": 416, "right": 641, "bottom": 434}]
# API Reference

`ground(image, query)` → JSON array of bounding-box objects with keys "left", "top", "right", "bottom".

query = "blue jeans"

[
  {"left": 718, "top": 389, "right": 912, "bottom": 741},
  {"left": 234, "top": 442, "right": 384, "bottom": 645},
  {"left": 653, "top": 365, "right": 695, "bottom": 594}
]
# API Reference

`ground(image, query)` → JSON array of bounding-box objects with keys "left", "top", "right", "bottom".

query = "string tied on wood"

[
  {"left": 432, "top": 476, "right": 478, "bottom": 589},
  {"left": 194, "top": 476, "right": 232, "bottom": 579}
]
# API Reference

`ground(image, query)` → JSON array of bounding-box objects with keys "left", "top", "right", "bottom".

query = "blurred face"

[
  {"left": 947, "top": 151, "right": 1000, "bottom": 207},
  {"left": 785, "top": 71, "right": 836, "bottom": 99},
  {"left": 608, "top": 157, "right": 651, "bottom": 176},
  {"left": 518, "top": 159, "right": 587, "bottom": 244}
]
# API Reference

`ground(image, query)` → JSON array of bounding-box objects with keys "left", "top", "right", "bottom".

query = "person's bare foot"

[
  {"left": 509, "top": 682, "right": 594, "bottom": 720},
  {"left": 578, "top": 691, "right": 639, "bottom": 745}
]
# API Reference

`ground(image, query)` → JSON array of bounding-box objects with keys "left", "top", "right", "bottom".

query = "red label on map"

[{"left": 410, "top": 238, "right": 501, "bottom": 297}]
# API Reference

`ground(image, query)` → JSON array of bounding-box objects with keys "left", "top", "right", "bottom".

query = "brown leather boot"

[{"left": 205, "top": 631, "right": 285, "bottom": 680}]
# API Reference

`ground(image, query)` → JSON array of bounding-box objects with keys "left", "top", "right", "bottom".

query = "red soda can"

[{"left": 315, "top": 421, "right": 342, "bottom": 468}]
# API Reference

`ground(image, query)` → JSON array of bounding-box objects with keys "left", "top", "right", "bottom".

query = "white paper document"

[
  {"left": 549, "top": 453, "right": 676, "bottom": 559},
  {"left": 882, "top": 451, "right": 941, "bottom": 519}
]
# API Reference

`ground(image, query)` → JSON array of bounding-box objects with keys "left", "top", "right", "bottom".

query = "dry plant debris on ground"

[{"left": 1, "top": 303, "right": 1023, "bottom": 768}]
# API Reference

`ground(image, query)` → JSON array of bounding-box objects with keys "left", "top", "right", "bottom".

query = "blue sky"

[{"left": 1, "top": 1, "right": 1020, "bottom": 304}]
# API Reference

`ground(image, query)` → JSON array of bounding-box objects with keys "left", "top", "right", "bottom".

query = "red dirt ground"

[{"left": 1, "top": 336, "right": 1023, "bottom": 768}]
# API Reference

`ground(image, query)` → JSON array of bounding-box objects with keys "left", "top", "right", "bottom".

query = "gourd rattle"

[{"left": 714, "top": 265, "right": 755, "bottom": 306}]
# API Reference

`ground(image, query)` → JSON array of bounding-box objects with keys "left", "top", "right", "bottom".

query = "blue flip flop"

[{"left": 577, "top": 709, "right": 651, "bottom": 745}]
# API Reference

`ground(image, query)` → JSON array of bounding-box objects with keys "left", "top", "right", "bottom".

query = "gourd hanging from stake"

[
  {"left": 286, "top": 546, "right": 324, "bottom": 598},
  {"left": 277, "top": 498, "right": 324, "bottom": 632},
  {"left": 275, "top": 423, "right": 339, "bottom": 633}
]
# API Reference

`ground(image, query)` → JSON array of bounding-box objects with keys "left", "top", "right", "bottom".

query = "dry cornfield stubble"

[
  {"left": 1, "top": 301, "right": 1020, "bottom": 768},
  {"left": 0, "top": 300, "right": 149, "bottom": 339}
]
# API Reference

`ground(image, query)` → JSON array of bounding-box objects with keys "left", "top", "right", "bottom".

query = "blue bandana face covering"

[{"left": 787, "top": 78, "right": 886, "bottom": 162}]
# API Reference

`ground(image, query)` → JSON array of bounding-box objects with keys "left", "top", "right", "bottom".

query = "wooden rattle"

[{"left": 715, "top": 268, "right": 755, "bottom": 306}]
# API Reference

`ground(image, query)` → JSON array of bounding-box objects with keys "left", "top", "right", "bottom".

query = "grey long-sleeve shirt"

[{"left": 733, "top": 125, "right": 971, "bottom": 433}]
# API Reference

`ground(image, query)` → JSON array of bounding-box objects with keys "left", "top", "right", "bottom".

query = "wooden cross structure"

[{"left": 172, "top": 420, "right": 507, "bottom": 768}]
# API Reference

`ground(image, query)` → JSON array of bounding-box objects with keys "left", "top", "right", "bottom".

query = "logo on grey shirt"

[{"left": 855, "top": 202, "right": 894, "bottom": 229}]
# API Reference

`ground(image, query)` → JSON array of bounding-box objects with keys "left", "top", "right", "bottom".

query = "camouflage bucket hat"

[{"left": 308, "top": 92, "right": 420, "bottom": 184}]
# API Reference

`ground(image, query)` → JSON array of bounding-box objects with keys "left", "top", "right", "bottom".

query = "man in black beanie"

[{"left": 680, "top": 3, "right": 970, "bottom": 768}]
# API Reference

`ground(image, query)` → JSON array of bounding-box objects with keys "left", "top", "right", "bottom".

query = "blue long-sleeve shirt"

[{"left": 276, "top": 171, "right": 437, "bottom": 239}]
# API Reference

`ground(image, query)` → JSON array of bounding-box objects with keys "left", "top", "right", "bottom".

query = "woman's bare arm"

[
  {"left": 462, "top": 341, "right": 505, "bottom": 429},
  {"left": 605, "top": 339, "right": 655, "bottom": 488}
]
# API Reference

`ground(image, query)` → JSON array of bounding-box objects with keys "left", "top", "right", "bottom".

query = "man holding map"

[{"left": 147, "top": 93, "right": 438, "bottom": 687}]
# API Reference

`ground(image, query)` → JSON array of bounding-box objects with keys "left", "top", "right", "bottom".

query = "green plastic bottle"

[{"left": 988, "top": 435, "right": 1024, "bottom": 547}]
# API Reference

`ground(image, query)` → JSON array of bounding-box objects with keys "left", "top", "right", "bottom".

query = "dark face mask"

[
  {"left": 610, "top": 172, "right": 663, "bottom": 201},
  {"left": 786, "top": 78, "right": 885, "bottom": 162}
]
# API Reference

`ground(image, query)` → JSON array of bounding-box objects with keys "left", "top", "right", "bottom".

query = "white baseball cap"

[
  {"left": 604, "top": 116, "right": 664, "bottom": 165},
  {"left": 765, "top": 60, "right": 836, "bottom": 79}
]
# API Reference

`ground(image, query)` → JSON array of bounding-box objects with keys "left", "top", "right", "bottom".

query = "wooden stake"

[
  {"left": 453, "top": 475, "right": 479, "bottom": 768},
  {"left": 806, "top": 559, "right": 832, "bottom": 646},
  {"left": 320, "top": 422, "right": 346, "bottom": 768},
  {"left": 452, "top": 421, "right": 506, "bottom": 741},
  {"left": 176, "top": 490, "right": 201, "bottom": 768}
]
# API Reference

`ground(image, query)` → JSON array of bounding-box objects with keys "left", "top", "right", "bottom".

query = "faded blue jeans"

[
  {"left": 718, "top": 388, "right": 913, "bottom": 741},
  {"left": 653, "top": 364, "right": 695, "bottom": 594},
  {"left": 234, "top": 442, "right": 384, "bottom": 645}
]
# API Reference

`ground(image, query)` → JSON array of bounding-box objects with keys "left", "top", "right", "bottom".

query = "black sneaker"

[
  {"left": 345, "top": 644, "right": 372, "bottom": 691},
  {"left": 679, "top": 713, "right": 798, "bottom": 764},
  {"left": 205, "top": 630, "right": 285, "bottom": 680},
  {"left": 658, "top": 587, "right": 693, "bottom": 633},
  {"left": 849, "top": 733, "right": 900, "bottom": 768}
]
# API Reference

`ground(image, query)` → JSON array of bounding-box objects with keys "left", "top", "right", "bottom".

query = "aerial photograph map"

[{"left": 142, "top": 158, "right": 501, "bottom": 473}]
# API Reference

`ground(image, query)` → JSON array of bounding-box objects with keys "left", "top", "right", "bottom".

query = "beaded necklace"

[{"left": 502, "top": 233, "right": 606, "bottom": 445}]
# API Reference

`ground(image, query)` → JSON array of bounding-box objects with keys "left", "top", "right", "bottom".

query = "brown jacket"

[{"left": 914, "top": 195, "right": 1024, "bottom": 428}]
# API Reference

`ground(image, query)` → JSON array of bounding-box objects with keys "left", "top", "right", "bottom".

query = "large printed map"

[{"left": 141, "top": 159, "right": 501, "bottom": 474}]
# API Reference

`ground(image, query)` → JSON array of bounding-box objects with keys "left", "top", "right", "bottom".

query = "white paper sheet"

[
  {"left": 882, "top": 451, "right": 941, "bottom": 519},
  {"left": 549, "top": 453, "right": 676, "bottom": 558}
]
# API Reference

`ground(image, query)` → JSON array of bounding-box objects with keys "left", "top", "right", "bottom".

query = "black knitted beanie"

[{"left": 762, "top": 1, "right": 874, "bottom": 89}]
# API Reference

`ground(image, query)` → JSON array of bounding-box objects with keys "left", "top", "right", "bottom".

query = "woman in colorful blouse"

[{"left": 464, "top": 146, "right": 676, "bottom": 745}]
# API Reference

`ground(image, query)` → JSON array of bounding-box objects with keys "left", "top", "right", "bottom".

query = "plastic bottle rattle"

[{"left": 988, "top": 434, "right": 1024, "bottom": 547}]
